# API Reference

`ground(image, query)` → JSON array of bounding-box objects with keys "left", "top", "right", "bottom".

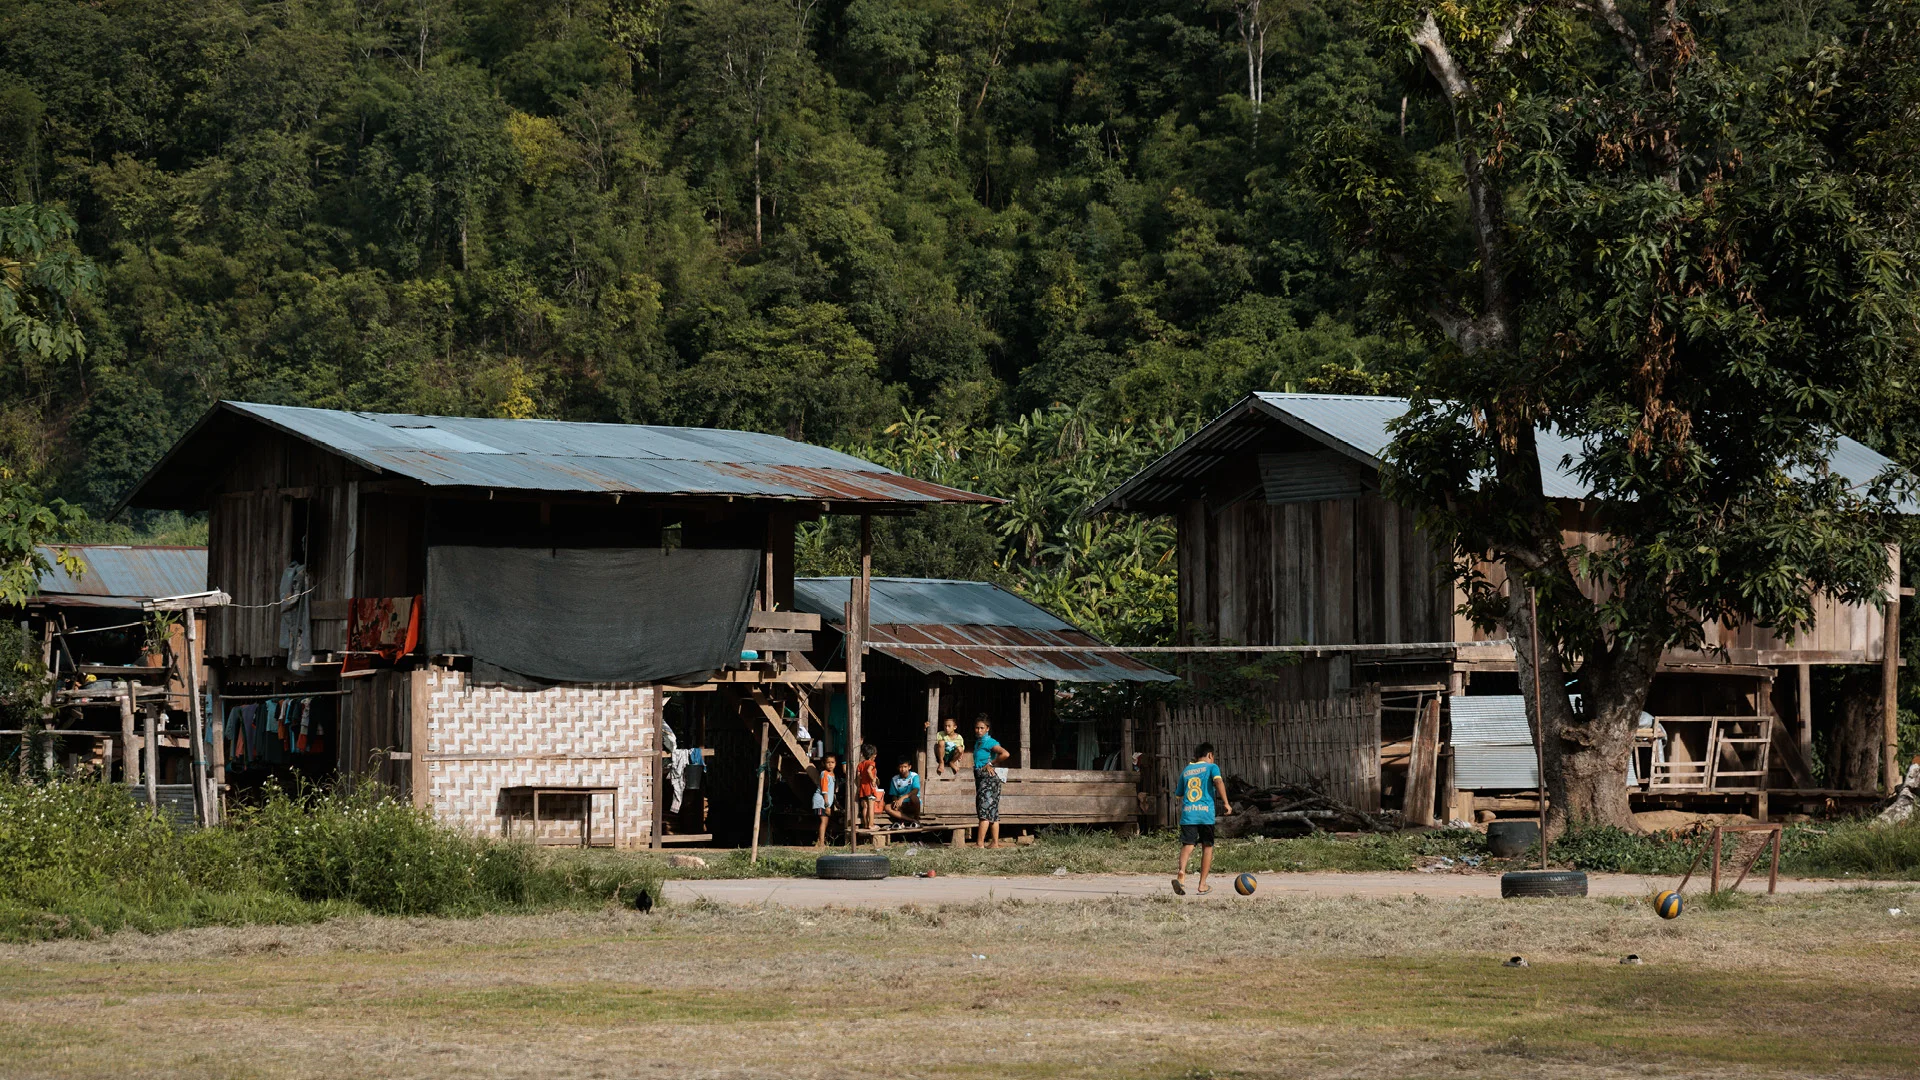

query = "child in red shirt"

[{"left": 854, "top": 743, "right": 880, "bottom": 831}]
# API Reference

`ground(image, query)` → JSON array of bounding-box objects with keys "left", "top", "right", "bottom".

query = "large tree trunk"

[
  {"left": 1828, "top": 668, "right": 1884, "bottom": 792},
  {"left": 1506, "top": 567, "right": 1644, "bottom": 832}
]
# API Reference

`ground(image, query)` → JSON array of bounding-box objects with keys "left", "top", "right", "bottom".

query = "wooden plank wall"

[
  {"left": 342, "top": 669, "right": 413, "bottom": 791},
  {"left": 1458, "top": 526, "right": 1891, "bottom": 665},
  {"left": 1178, "top": 494, "right": 1451, "bottom": 653},
  {"left": 206, "top": 430, "right": 370, "bottom": 661},
  {"left": 1162, "top": 689, "right": 1381, "bottom": 817}
]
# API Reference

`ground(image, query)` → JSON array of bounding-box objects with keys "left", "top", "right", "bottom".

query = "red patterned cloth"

[{"left": 343, "top": 596, "right": 421, "bottom": 676}]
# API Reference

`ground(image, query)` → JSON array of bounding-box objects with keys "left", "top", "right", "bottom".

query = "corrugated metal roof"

[
  {"left": 1449, "top": 695, "right": 1540, "bottom": 790},
  {"left": 121, "top": 402, "right": 1000, "bottom": 511},
  {"left": 1092, "top": 392, "right": 1916, "bottom": 513},
  {"left": 795, "top": 577, "right": 1074, "bottom": 629},
  {"left": 791, "top": 577, "right": 1175, "bottom": 684},
  {"left": 32, "top": 545, "right": 207, "bottom": 609}
]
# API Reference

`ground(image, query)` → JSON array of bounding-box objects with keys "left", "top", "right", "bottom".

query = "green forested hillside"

[{"left": 0, "top": 0, "right": 1894, "bottom": 639}]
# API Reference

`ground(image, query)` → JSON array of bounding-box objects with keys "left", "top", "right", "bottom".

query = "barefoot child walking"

[{"left": 1172, "top": 742, "right": 1231, "bottom": 895}]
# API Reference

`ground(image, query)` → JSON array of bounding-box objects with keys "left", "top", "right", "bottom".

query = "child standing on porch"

[
  {"left": 854, "top": 744, "right": 881, "bottom": 831},
  {"left": 1172, "top": 742, "right": 1231, "bottom": 895},
  {"left": 813, "top": 753, "right": 839, "bottom": 850}
]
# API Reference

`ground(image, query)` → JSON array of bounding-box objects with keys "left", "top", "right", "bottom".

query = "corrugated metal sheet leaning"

[
  {"left": 792, "top": 577, "right": 1175, "bottom": 684},
  {"left": 121, "top": 402, "right": 1002, "bottom": 511},
  {"left": 31, "top": 544, "right": 208, "bottom": 609},
  {"left": 1449, "top": 696, "right": 1540, "bottom": 791}
]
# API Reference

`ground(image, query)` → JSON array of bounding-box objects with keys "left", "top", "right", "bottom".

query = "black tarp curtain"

[{"left": 426, "top": 546, "right": 760, "bottom": 687}]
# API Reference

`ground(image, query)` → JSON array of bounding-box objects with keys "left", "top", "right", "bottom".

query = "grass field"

[{"left": 5, "top": 886, "right": 1917, "bottom": 1079}]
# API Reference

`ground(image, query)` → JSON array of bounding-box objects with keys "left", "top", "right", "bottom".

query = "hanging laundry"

[
  {"left": 280, "top": 562, "right": 314, "bottom": 674},
  {"left": 343, "top": 596, "right": 422, "bottom": 677},
  {"left": 296, "top": 696, "right": 313, "bottom": 753}
]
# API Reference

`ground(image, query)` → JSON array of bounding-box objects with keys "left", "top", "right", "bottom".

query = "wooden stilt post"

[
  {"left": 1710, "top": 825, "right": 1722, "bottom": 894},
  {"left": 209, "top": 669, "right": 226, "bottom": 814},
  {"left": 1529, "top": 586, "right": 1547, "bottom": 870},
  {"left": 925, "top": 682, "right": 940, "bottom": 775},
  {"left": 749, "top": 720, "right": 770, "bottom": 865},
  {"left": 119, "top": 680, "right": 138, "bottom": 786},
  {"left": 1796, "top": 662, "right": 1814, "bottom": 763},
  {"left": 1019, "top": 686, "right": 1032, "bottom": 769},
  {"left": 143, "top": 705, "right": 159, "bottom": 809},
  {"left": 1883, "top": 545, "right": 1902, "bottom": 794},
  {"left": 845, "top": 514, "right": 870, "bottom": 852},
  {"left": 184, "top": 611, "right": 211, "bottom": 826}
]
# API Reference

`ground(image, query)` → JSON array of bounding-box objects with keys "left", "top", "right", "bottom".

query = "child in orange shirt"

[
  {"left": 813, "top": 753, "right": 838, "bottom": 849},
  {"left": 854, "top": 743, "right": 880, "bottom": 831}
]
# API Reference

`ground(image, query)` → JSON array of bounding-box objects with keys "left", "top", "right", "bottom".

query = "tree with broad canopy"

[{"left": 1310, "top": 1, "right": 1920, "bottom": 829}]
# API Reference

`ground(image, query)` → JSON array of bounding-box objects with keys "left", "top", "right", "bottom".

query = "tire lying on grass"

[
  {"left": 816, "top": 853, "right": 891, "bottom": 880},
  {"left": 1500, "top": 869, "right": 1589, "bottom": 898}
]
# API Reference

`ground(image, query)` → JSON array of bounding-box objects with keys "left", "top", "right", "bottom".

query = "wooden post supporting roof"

[
  {"left": 1885, "top": 545, "right": 1902, "bottom": 794},
  {"left": 925, "top": 681, "right": 939, "bottom": 775},
  {"left": 1019, "top": 687, "right": 1032, "bottom": 769},
  {"left": 184, "top": 612, "right": 211, "bottom": 826},
  {"left": 845, "top": 514, "right": 870, "bottom": 851},
  {"left": 118, "top": 681, "right": 137, "bottom": 786},
  {"left": 1797, "top": 663, "right": 1814, "bottom": 763}
]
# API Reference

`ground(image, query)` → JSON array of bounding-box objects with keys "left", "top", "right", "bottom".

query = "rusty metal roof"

[
  {"left": 32, "top": 545, "right": 207, "bottom": 609},
  {"left": 1092, "top": 392, "right": 1917, "bottom": 514},
  {"left": 120, "top": 402, "right": 1000, "bottom": 512},
  {"left": 792, "top": 577, "right": 1175, "bottom": 684}
]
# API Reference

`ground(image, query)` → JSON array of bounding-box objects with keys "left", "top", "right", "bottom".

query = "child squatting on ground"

[
  {"left": 1173, "top": 742, "right": 1231, "bottom": 895},
  {"left": 813, "top": 753, "right": 838, "bottom": 849}
]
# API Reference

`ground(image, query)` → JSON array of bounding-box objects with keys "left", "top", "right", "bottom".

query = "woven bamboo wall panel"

[
  {"left": 423, "top": 668, "right": 655, "bottom": 846},
  {"left": 1162, "top": 689, "right": 1381, "bottom": 820}
]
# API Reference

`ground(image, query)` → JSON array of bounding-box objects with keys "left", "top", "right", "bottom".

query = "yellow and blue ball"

[
  {"left": 1234, "top": 873, "right": 1258, "bottom": 896},
  {"left": 1654, "top": 890, "right": 1683, "bottom": 920}
]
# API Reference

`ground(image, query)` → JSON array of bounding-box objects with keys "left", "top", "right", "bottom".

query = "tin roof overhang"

[
  {"left": 28, "top": 544, "right": 208, "bottom": 610},
  {"left": 117, "top": 402, "right": 1001, "bottom": 514},
  {"left": 792, "top": 577, "right": 1175, "bottom": 684}
]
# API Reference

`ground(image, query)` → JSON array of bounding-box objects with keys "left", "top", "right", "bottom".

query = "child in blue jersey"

[
  {"left": 1172, "top": 742, "right": 1231, "bottom": 895},
  {"left": 884, "top": 759, "right": 922, "bottom": 826}
]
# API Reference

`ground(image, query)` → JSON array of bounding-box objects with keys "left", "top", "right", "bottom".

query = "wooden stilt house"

[
  {"left": 118, "top": 402, "right": 994, "bottom": 845},
  {"left": 1091, "top": 392, "right": 1911, "bottom": 825}
]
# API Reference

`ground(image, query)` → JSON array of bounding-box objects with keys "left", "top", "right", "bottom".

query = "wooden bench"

[
  {"left": 914, "top": 768, "right": 1140, "bottom": 842},
  {"left": 501, "top": 785, "right": 618, "bottom": 847}
]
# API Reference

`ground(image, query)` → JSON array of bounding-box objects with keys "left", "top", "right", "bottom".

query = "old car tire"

[
  {"left": 1500, "top": 870, "right": 1589, "bottom": 898},
  {"left": 816, "top": 853, "right": 891, "bottom": 880},
  {"left": 1486, "top": 820, "right": 1541, "bottom": 858}
]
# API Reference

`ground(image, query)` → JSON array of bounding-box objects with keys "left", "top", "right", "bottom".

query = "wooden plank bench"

[{"left": 912, "top": 768, "right": 1140, "bottom": 843}]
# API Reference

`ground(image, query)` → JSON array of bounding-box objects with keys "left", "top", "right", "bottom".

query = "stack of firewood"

[{"left": 1215, "top": 776, "right": 1397, "bottom": 837}]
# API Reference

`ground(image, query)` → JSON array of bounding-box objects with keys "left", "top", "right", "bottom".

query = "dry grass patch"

[{"left": 1, "top": 890, "right": 1917, "bottom": 1079}]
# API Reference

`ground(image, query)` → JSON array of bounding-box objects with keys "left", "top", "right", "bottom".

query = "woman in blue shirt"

[{"left": 971, "top": 713, "right": 1011, "bottom": 848}]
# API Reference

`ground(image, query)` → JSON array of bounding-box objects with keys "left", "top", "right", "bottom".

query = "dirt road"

[{"left": 663, "top": 869, "right": 1900, "bottom": 907}]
